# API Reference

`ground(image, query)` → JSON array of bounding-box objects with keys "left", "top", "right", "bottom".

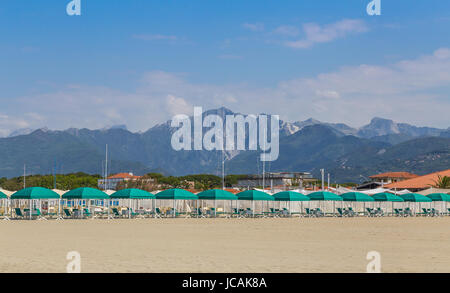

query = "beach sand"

[{"left": 1, "top": 217, "right": 449, "bottom": 273}]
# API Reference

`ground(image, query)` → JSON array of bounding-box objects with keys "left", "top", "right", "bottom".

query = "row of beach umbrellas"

[{"left": 0, "top": 187, "right": 448, "bottom": 202}]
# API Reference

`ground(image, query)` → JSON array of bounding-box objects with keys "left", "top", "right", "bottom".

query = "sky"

[{"left": 0, "top": 0, "right": 449, "bottom": 136}]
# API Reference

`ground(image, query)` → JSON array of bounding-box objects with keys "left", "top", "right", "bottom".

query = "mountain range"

[{"left": 0, "top": 107, "right": 448, "bottom": 183}]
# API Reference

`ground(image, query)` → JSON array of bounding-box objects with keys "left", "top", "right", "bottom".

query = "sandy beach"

[{"left": 1, "top": 217, "right": 449, "bottom": 273}]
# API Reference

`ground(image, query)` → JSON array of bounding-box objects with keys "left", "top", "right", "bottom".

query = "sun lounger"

[
  {"left": 63, "top": 208, "right": 73, "bottom": 218},
  {"left": 111, "top": 208, "right": 121, "bottom": 218},
  {"left": 15, "top": 208, "right": 25, "bottom": 219}
]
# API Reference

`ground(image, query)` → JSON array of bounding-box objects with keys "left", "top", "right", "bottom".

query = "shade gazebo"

[
  {"left": 62, "top": 187, "right": 109, "bottom": 219},
  {"left": 372, "top": 192, "right": 404, "bottom": 215},
  {"left": 155, "top": 189, "right": 198, "bottom": 218},
  {"left": 110, "top": 188, "right": 155, "bottom": 218},
  {"left": 197, "top": 189, "right": 237, "bottom": 217},
  {"left": 426, "top": 193, "right": 450, "bottom": 215},
  {"left": 236, "top": 190, "right": 274, "bottom": 217},
  {"left": 398, "top": 193, "right": 432, "bottom": 216},
  {"left": 0, "top": 191, "right": 9, "bottom": 220},
  {"left": 272, "top": 191, "right": 310, "bottom": 216},
  {"left": 306, "top": 191, "right": 343, "bottom": 215},
  {"left": 340, "top": 192, "right": 375, "bottom": 216},
  {"left": 11, "top": 187, "right": 60, "bottom": 220}
]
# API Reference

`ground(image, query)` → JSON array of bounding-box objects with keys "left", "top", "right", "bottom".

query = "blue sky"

[{"left": 0, "top": 0, "right": 449, "bottom": 135}]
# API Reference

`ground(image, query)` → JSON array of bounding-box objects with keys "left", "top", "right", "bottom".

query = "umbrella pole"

[
  {"left": 173, "top": 199, "right": 176, "bottom": 218},
  {"left": 129, "top": 198, "right": 132, "bottom": 219},
  {"left": 214, "top": 200, "right": 217, "bottom": 218}
]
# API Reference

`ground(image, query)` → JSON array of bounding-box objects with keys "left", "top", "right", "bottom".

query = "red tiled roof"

[
  {"left": 385, "top": 169, "right": 450, "bottom": 189},
  {"left": 369, "top": 172, "right": 418, "bottom": 179},
  {"left": 107, "top": 173, "right": 141, "bottom": 179}
]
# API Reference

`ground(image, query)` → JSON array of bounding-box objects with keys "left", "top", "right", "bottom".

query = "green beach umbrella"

[
  {"left": 236, "top": 190, "right": 273, "bottom": 217},
  {"left": 110, "top": 188, "right": 155, "bottom": 199},
  {"left": 197, "top": 189, "right": 237, "bottom": 200},
  {"left": 372, "top": 193, "right": 404, "bottom": 202},
  {"left": 236, "top": 190, "right": 273, "bottom": 201},
  {"left": 399, "top": 193, "right": 432, "bottom": 202},
  {"left": 11, "top": 187, "right": 60, "bottom": 200},
  {"left": 110, "top": 189, "right": 154, "bottom": 219},
  {"left": 273, "top": 191, "right": 310, "bottom": 201},
  {"left": 62, "top": 187, "right": 109, "bottom": 218},
  {"left": 307, "top": 191, "right": 342, "bottom": 201},
  {"left": 0, "top": 191, "right": 7, "bottom": 199},
  {"left": 155, "top": 189, "right": 198, "bottom": 200},
  {"left": 426, "top": 193, "right": 450, "bottom": 202},
  {"left": 197, "top": 189, "right": 237, "bottom": 217},
  {"left": 340, "top": 192, "right": 374, "bottom": 202},
  {"left": 155, "top": 189, "right": 197, "bottom": 218},
  {"left": 12, "top": 187, "right": 60, "bottom": 220},
  {"left": 62, "top": 187, "right": 109, "bottom": 199}
]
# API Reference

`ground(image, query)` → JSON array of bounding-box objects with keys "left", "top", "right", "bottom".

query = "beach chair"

[
  {"left": 111, "top": 208, "right": 121, "bottom": 218},
  {"left": 336, "top": 208, "right": 344, "bottom": 217},
  {"left": 63, "top": 208, "right": 73, "bottom": 219},
  {"left": 83, "top": 208, "right": 92, "bottom": 218},
  {"left": 421, "top": 208, "right": 431, "bottom": 217},
  {"left": 35, "top": 209, "right": 47, "bottom": 221},
  {"left": 431, "top": 208, "right": 440, "bottom": 217},
  {"left": 394, "top": 209, "right": 403, "bottom": 217},
  {"left": 376, "top": 208, "right": 384, "bottom": 217},
  {"left": 14, "top": 208, "right": 25, "bottom": 219},
  {"left": 154, "top": 208, "right": 163, "bottom": 218},
  {"left": 404, "top": 208, "right": 413, "bottom": 217},
  {"left": 305, "top": 208, "right": 315, "bottom": 217},
  {"left": 315, "top": 208, "right": 324, "bottom": 217}
]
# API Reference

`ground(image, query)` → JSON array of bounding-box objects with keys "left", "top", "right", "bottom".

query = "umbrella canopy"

[
  {"left": 11, "top": 187, "right": 60, "bottom": 200},
  {"left": 0, "top": 191, "right": 7, "bottom": 199},
  {"left": 399, "top": 193, "right": 432, "bottom": 202},
  {"left": 236, "top": 190, "right": 274, "bottom": 201},
  {"left": 372, "top": 192, "right": 404, "bottom": 202},
  {"left": 155, "top": 189, "right": 198, "bottom": 200},
  {"left": 197, "top": 189, "right": 237, "bottom": 200},
  {"left": 273, "top": 191, "right": 310, "bottom": 201},
  {"left": 62, "top": 187, "right": 109, "bottom": 199},
  {"left": 307, "top": 191, "right": 342, "bottom": 201},
  {"left": 426, "top": 193, "right": 450, "bottom": 202},
  {"left": 110, "top": 188, "right": 155, "bottom": 199},
  {"left": 340, "top": 192, "right": 374, "bottom": 202}
]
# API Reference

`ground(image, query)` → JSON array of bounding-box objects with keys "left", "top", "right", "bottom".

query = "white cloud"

[
  {"left": 1, "top": 49, "right": 449, "bottom": 135},
  {"left": 285, "top": 19, "right": 368, "bottom": 49},
  {"left": 243, "top": 23, "right": 264, "bottom": 32},
  {"left": 272, "top": 25, "right": 300, "bottom": 37}
]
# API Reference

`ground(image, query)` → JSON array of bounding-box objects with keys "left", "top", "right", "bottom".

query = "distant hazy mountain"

[
  {"left": 357, "top": 117, "right": 443, "bottom": 138},
  {"left": 8, "top": 128, "right": 35, "bottom": 137},
  {"left": 0, "top": 107, "right": 448, "bottom": 182}
]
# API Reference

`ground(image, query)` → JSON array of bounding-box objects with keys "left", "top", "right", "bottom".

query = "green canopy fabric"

[
  {"left": 399, "top": 193, "right": 432, "bottom": 202},
  {"left": 0, "top": 191, "right": 7, "bottom": 199},
  {"left": 197, "top": 189, "right": 237, "bottom": 200},
  {"left": 273, "top": 191, "right": 310, "bottom": 201},
  {"left": 372, "top": 192, "right": 404, "bottom": 202},
  {"left": 236, "top": 190, "right": 274, "bottom": 201},
  {"left": 426, "top": 193, "right": 450, "bottom": 202},
  {"left": 307, "top": 191, "right": 342, "bottom": 201},
  {"left": 62, "top": 187, "right": 109, "bottom": 199},
  {"left": 155, "top": 189, "right": 198, "bottom": 200},
  {"left": 340, "top": 192, "right": 374, "bottom": 202},
  {"left": 11, "top": 187, "right": 60, "bottom": 200},
  {"left": 110, "top": 188, "right": 155, "bottom": 199}
]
